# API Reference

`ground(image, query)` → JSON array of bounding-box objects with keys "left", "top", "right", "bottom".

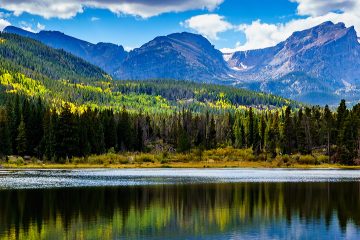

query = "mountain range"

[
  {"left": 4, "top": 21, "right": 360, "bottom": 105},
  {"left": 0, "top": 31, "right": 294, "bottom": 114}
]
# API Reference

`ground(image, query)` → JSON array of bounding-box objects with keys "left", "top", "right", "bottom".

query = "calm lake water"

[{"left": 0, "top": 169, "right": 360, "bottom": 239}]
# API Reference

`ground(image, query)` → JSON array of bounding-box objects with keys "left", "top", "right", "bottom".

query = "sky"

[{"left": 0, "top": 0, "right": 359, "bottom": 53}]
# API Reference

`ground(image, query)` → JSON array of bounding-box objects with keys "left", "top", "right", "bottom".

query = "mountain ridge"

[
  {"left": 115, "top": 32, "right": 230, "bottom": 82},
  {"left": 3, "top": 26, "right": 128, "bottom": 74},
  {"left": 228, "top": 21, "right": 360, "bottom": 104},
  {"left": 3, "top": 21, "right": 360, "bottom": 105}
]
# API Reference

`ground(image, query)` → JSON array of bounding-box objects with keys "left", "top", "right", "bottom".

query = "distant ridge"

[
  {"left": 227, "top": 21, "right": 360, "bottom": 104},
  {"left": 4, "top": 22, "right": 360, "bottom": 105},
  {"left": 4, "top": 26, "right": 127, "bottom": 74}
]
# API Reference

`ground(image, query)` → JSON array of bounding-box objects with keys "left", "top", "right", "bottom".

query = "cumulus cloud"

[
  {"left": 19, "top": 21, "right": 45, "bottom": 33},
  {"left": 291, "top": 0, "right": 358, "bottom": 17},
  {"left": 0, "top": 18, "right": 10, "bottom": 31},
  {"left": 222, "top": 0, "right": 360, "bottom": 53},
  {"left": 182, "top": 14, "right": 233, "bottom": 40},
  {"left": 0, "top": 0, "right": 224, "bottom": 19}
]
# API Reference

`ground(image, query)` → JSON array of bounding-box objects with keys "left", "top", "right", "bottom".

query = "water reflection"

[{"left": 0, "top": 182, "right": 360, "bottom": 239}]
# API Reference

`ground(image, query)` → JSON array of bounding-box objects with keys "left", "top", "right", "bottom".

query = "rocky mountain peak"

[
  {"left": 115, "top": 32, "right": 229, "bottom": 82},
  {"left": 228, "top": 22, "right": 360, "bottom": 105}
]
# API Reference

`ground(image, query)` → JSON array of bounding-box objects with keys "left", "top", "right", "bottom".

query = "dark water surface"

[{"left": 0, "top": 169, "right": 360, "bottom": 239}]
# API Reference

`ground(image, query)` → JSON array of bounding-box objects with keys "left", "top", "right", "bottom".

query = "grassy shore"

[{"left": 2, "top": 147, "right": 359, "bottom": 169}]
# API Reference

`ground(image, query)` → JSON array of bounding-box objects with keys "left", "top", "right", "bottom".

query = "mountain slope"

[
  {"left": 0, "top": 32, "right": 297, "bottom": 113},
  {"left": 3, "top": 26, "right": 127, "bottom": 74},
  {"left": 3, "top": 22, "right": 360, "bottom": 105},
  {"left": 114, "top": 32, "right": 231, "bottom": 83},
  {"left": 0, "top": 32, "right": 107, "bottom": 82},
  {"left": 228, "top": 21, "right": 360, "bottom": 104}
]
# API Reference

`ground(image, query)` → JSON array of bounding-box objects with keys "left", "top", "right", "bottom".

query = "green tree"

[
  {"left": 266, "top": 113, "right": 279, "bottom": 158},
  {"left": 16, "top": 115, "right": 27, "bottom": 156},
  {"left": 0, "top": 108, "right": 12, "bottom": 156},
  {"left": 177, "top": 127, "right": 191, "bottom": 153},
  {"left": 282, "top": 106, "right": 295, "bottom": 155},
  {"left": 337, "top": 116, "right": 358, "bottom": 164},
  {"left": 336, "top": 99, "right": 348, "bottom": 143},
  {"left": 55, "top": 103, "right": 78, "bottom": 161},
  {"left": 247, "top": 107, "right": 255, "bottom": 147},
  {"left": 252, "top": 117, "right": 261, "bottom": 155},
  {"left": 42, "top": 110, "right": 56, "bottom": 160},
  {"left": 323, "top": 105, "right": 334, "bottom": 161},
  {"left": 117, "top": 106, "right": 132, "bottom": 151},
  {"left": 207, "top": 116, "right": 217, "bottom": 149}
]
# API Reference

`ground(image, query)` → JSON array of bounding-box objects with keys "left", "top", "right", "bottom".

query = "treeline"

[
  {"left": 114, "top": 80, "right": 297, "bottom": 108},
  {"left": 0, "top": 94, "right": 359, "bottom": 164}
]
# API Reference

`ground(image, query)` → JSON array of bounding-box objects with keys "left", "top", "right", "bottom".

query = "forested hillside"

[
  {"left": 5, "top": 22, "right": 360, "bottom": 105},
  {"left": 0, "top": 95, "right": 359, "bottom": 165},
  {"left": 0, "top": 32, "right": 107, "bottom": 82},
  {"left": 0, "top": 32, "right": 295, "bottom": 113},
  {"left": 0, "top": 31, "right": 359, "bottom": 165}
]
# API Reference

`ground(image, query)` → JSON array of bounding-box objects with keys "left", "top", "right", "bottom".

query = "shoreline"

[{"left": 2, "top": 161, "right": 360, "bottom": 170}]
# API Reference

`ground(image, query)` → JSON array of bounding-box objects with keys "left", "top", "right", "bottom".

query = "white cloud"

[
  {"left": 291, "top": 0, "right": 358, "bottom": 17},
  {"left": 0, "top": 0, "right": 224, "bottom": 19},
  {"left": 37, "top": 22, "right": 45, "bottom": 31},
  {"left": 91, "top": 17, "right": 100, "bottom": 22},
  {"left": 182, "top": 14, "right": 233, "bottom": 40},
  {"left": 19, "top": 21, "right": 46, "bottom": 33},
  {"left": 221, "top": 0, "right": 360, "bottom": 53},
  {"left": 0, "top": 18, "right": 10, "bottom": 31}
]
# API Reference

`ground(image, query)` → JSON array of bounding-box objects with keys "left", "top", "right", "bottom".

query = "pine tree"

[
  {"left": 55, "top": 103, "right": 78, "bottom": 161},
  {"left": 207, "top": 116, "right": 217, "bottom": 149},
  {"left": 78, "top": 114, "right": 91, "bottom": 157},
  {"left": 252, "top": 118, "right": 261, "bottom": 155},
  {"left": 260, "top": 115, "right": 266, "bottom": 151},
  {"left": 282, "top": 106, "right": 294, "bottom": 155},
  {"left": 297, "top": 109, "right": 310, "bottom": 154},
  {"left": 337, "top": 113, "right": 359, "bottom": 164},
  {"left": 0, "top": 108, "right": 12, "bottom": 156},
  {"left": 323, "top": 105, "right": 333, "bottom": 160},
  {"left": 11, "top": 95, "right": 21, "bottom": 155},
  {"left": 16, "top": 115, "right": 27, "bottom": 156},
  {"left": 177, "top": 127, "right": 191, "bottom": 153},
  {"left": 233, "top": 114, "right": 243, "bottom": 148},
  {"left": 304, "top": 107, "right": 313, "bottom": 153},
  {"left": 134, "top": 116, "right": 144, "bottom": 152},
  {"left": 117, "top": 106, "right": 132, "bottom": 151},
  {"left": 240, "top": 124, "right": 246, "bottom": 148},
  {"left": 102, "top": 110, "right": 117, "bottom": 151},
  {"left": 42, "top": 110, "right": 56, "bottom": 160},
  {"left": 266, "top": 113, "right": 279, "bottom": 158},
  {"left": 92, "top": 113, "right": 105, "bottom": 154},
  {"left": 247, "top": 107, "right": 254, "bottom": 147},
  {"left": 336, "top": 99, "right": 348, "bottom": 144}
]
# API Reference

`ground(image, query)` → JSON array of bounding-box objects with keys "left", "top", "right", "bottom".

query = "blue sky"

[{"left": 0, "top": 0, "right": 359, "bottom": 52}]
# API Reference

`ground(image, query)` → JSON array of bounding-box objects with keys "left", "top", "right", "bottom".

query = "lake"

[{"left": 0, "top": 169, "right": 360, "bottom": 239}]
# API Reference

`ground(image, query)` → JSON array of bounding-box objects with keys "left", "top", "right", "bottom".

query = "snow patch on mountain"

[{"left": 223, "top": 53, "right": 233, "bottom": 62}]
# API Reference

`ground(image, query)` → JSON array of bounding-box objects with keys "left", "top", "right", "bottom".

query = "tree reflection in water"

[{"left": 0, "top": 182, "right": 359, "bottom": 239}]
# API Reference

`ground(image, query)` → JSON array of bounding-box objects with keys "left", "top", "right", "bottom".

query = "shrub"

[
  {"left": 298, "top": 155, "right": 317, "bottom": 165},
  {"left": 204, "top": 147, "right": 255, "bottom": 162},
  {"left": 135, "top": 154, "right": 155, "bottom": 163},
  {"left": 316, "top": 155, "right": 329, "bottom": 164},
  {"left": 8, "top": 156, "right": 25, "bottom": 165},
  {"left": 273, "top": 155, "right": 294, "bottom": 167}
]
